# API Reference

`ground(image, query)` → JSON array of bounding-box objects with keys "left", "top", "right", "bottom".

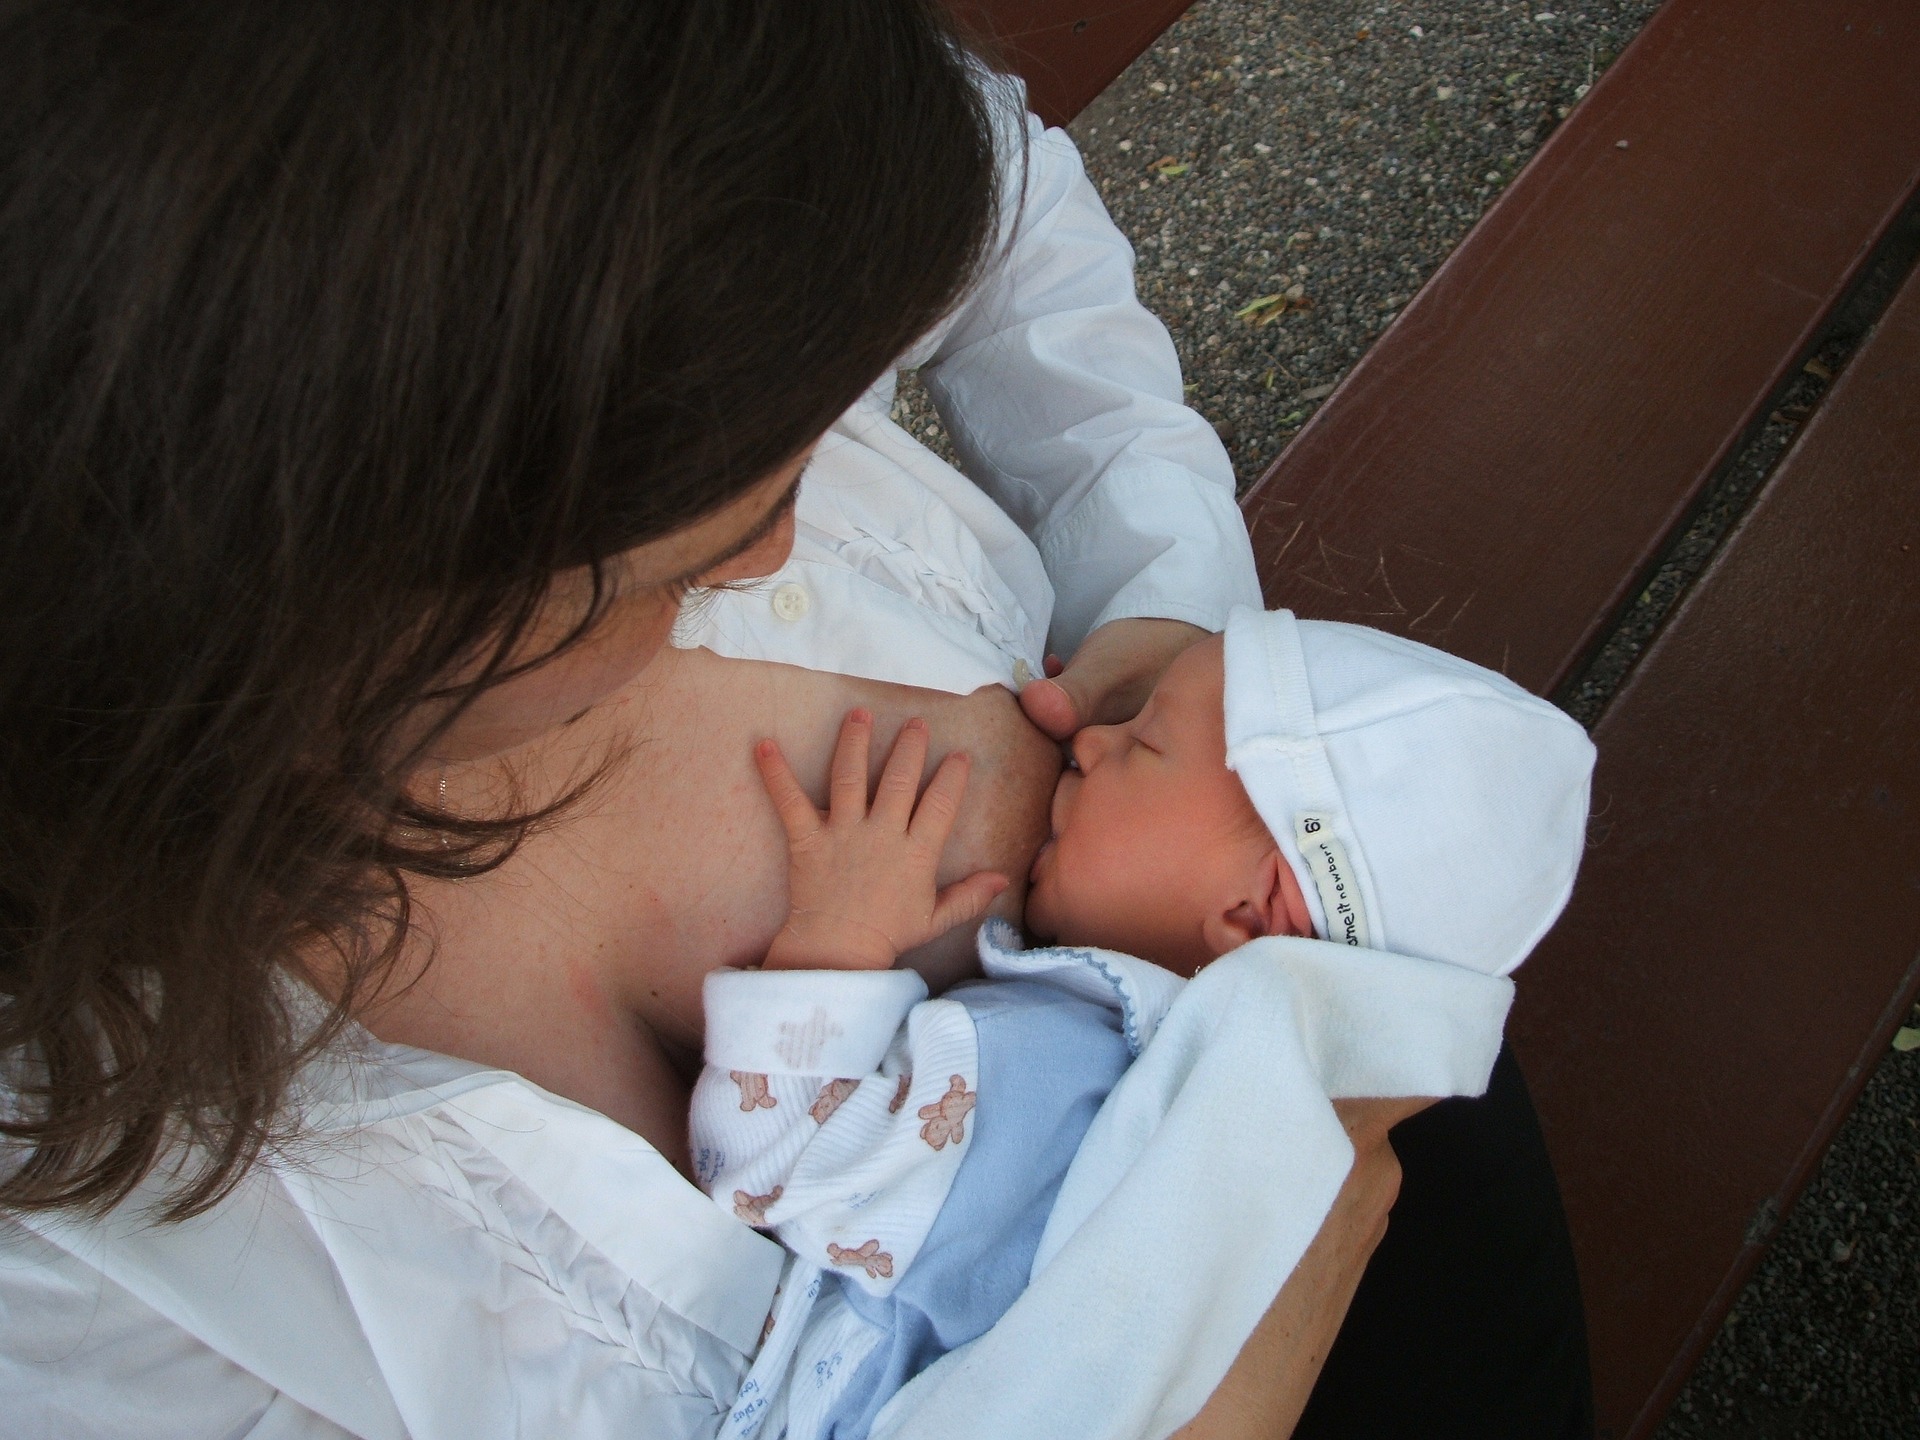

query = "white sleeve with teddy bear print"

[{"left": 690, "top": 967, "right": 980, "bottom": 1299}]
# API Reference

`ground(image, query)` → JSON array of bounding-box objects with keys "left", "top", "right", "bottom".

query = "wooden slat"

[
  {"left": 1227, "top": 0, "right": 1920, "bottom": 1429},
  {"left": 1240, "top": 0, "right": 1920, "bottom": 696},
  {"left": 1508, "top": 257, "right": 1920, "bottom": 1438},
  {"left": 951, "top": 0, "right": 1194, "bottom": 128}
]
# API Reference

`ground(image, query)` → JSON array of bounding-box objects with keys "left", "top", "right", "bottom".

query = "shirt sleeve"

[
  {"left": 907, "top": 84, "right": 1263, "bottom": 658},
  {"left": 690, "top": 967, "right": 980, "bottom": 1297}
]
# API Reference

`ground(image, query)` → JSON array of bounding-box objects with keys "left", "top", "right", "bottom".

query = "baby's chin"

[{"left": 1020, "top": 874, "right": 1063, "bottom": 947}]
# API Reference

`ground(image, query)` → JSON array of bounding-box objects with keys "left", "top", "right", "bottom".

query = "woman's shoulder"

[{"left": 2, "top": 1034, "right": 787, "bottom": 1438}]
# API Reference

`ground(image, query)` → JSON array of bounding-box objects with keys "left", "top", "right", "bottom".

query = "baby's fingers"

[
  {"left": 871, "top": 718, "right": 930, "bottom": 828},
  {"left": 928, "top": 871, "right": 1011, "bottom": 939},
  {"left": 754, "top": 738, "right": 823, "bottom": 840},
  {"left": 827, "top": 709, "right": 874, "bottom": 821},
  {"left": 906, "top": 749, "right": 973, "bottom": 852}
]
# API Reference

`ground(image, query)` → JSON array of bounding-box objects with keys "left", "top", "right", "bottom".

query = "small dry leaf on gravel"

[{"left": 1235, "top": 293, "right": 1289, "bottom": 324}]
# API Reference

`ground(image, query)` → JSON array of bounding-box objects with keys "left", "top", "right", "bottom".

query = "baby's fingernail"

[
  {"left": 850, "top": 708, "right": 872, "bottom": 724},
  {"left": 754, "top": 739, "right": 776, "bottom": 758}
]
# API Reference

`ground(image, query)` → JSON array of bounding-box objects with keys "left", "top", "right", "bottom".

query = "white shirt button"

[
  {"left": 1012, "top": 657, "right": 1034, "bottom": 687},
  {"left": 771, "top": 582, "right": 811, "bottom": 622}
]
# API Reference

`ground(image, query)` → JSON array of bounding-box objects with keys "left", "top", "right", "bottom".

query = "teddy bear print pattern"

[
  {"left": 731, "top": 1070, "right": 777, "bottom": 1112},
  {"left": 734, "top": 1185, "right": 785, "bottom": 1227},
  {"left": 731, "top": 1071, "right": 976, "bottom": 1151},
  {"left": 825, "top": 1239, "right": 895, "bottom": 1280},
  {"left": 809, "top": 1077, "right": 860, "bottom": 1125},
  {"left": 690, "top": 988, "right": 983, "bottom": 1300},
  {"left": 917, "top": 1075, "right": 974, "bottom": 1150},
  {"left": 803, "top": 1072, "right": 976, "bottom": 1150}
]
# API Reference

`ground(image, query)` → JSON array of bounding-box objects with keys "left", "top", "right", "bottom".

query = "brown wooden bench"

[{"left": 969, "top": 1, "right": 1920, "bottom": 1435}]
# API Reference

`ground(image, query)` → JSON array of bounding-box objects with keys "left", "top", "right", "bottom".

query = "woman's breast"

[{"left": 532, "top": 645, "right": 1062, "bottom": 1050}]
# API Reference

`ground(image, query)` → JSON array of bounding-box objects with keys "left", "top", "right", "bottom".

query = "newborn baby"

[{"left": 692, "top": 606, "right": 1595, "bottom": 1440}]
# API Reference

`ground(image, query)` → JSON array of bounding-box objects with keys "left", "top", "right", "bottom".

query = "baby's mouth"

[{"left": 1030, "top": 768, "right": 1076, "bottom": 881}]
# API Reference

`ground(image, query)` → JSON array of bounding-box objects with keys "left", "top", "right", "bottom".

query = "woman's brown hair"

[{"left": 0, "top": 0, "right": 1003, "bottom": 1218}]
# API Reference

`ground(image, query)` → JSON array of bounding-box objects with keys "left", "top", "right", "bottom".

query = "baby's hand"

[{"left": 755, "top": 710, "right": 1009, "bottom": 971}]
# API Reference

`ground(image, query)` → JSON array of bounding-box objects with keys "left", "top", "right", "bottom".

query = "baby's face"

[{"left": 1026, "top": 634, "right": 1289, "bottom": 974}]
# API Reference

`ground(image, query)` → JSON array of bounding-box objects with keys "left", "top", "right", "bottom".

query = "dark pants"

[{"left": 1294, "top": 1044, "right": 1596, "bottom": 1440}]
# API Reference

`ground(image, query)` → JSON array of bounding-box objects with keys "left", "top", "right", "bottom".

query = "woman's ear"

[{"left": 1200, "top": 851, "right": 1317, "bottom": 958}]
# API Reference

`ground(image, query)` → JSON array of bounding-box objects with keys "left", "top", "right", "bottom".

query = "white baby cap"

[{"left": 1221, "top": 606, "right": 1596, "bottom": 977}]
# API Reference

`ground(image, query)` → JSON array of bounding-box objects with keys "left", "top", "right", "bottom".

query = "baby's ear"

[
  {"left": 1268, "top": 849, "right": 1316, "bottom": 940},
  {"left": 1201, "top": 851, "right": 1316, "bottom": 958},
  {"left": 1198, "top": 856, "right": 1320, "bottom": 960},
  {"left": 1202, "top": 899, "right": 1267, "bottom": 957}
]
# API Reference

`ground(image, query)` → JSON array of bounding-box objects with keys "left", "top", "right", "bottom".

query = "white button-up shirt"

[
  {"left": 5, "top": 1036, "right": 786, "bottom": 1439},
  {"left": 673, "top": 103, "right": 1259, "bottom": 694},
  {"left": 1, "top": 91, "right": 1262, "bottom": 1440}
]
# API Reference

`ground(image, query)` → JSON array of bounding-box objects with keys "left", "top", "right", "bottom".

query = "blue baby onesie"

[{"left": 820, "top": 977, "right": 1134, "bottom": 1439}]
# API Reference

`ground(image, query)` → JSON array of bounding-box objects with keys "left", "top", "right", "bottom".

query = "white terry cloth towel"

[{"left": 869, "top": 934, "right": 1514, "bottom": 1440}]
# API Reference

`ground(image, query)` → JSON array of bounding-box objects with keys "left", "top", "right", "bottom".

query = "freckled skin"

[
  {"left": 565, "top": 954, "right": 614, "bottom": 1029},
  {"left": 377, "top": 645, "right": 1060, "bottom": 1157}
]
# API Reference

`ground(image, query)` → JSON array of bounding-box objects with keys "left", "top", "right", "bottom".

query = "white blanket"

[{"left": 871, "top": 934, "right": 1512, "bottom": 1440}]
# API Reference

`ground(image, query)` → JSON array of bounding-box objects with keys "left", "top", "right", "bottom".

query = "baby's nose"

[{"left": 1070, "top": 722, "right": 1118, "bottom": 771}]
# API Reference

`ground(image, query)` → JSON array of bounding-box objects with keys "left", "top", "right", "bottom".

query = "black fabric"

[{"left": 1293, "top": 1044, "right": 1596, "bottom": 1440}]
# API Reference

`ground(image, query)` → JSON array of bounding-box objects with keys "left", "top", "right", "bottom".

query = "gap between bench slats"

[
  {"left": 1239, "top": 0, "right": 1920, "bottom": 697},
  {"left": 1507, "top": 254, "right": 1920, "bottom": 1439}
]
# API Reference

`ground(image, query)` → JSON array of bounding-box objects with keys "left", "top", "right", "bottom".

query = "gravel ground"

[
  {"left": 902, "top": 0, "right": 1661, "bottom": 486},
  {"left": 1065, "top": 0, "right": 1656, "bottom": 481},
  {"left": 896, "top": 0, "right": 1920, "bottom": 1431}
]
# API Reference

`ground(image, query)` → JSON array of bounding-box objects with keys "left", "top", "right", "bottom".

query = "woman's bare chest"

[{"left": 373, "top": 646, "right": 1061, "bottom": 1137}]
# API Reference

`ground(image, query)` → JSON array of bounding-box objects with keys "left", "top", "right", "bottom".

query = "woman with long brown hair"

[{"left": 0, "top": 3, "right": 1579, "bottom": 1436}]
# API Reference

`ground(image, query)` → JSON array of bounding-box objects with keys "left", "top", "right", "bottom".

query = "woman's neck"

[
  {"left": 355, "top": 696, "right": 703, "bottom": 1171},
  {"left": 360, "top": 916, "right": 697, "bottom": 1172}
]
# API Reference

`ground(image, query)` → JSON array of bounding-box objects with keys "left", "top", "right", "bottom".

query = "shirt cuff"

[{"left": 703, "top": 967, "right": 929, "bottom": 1076}]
